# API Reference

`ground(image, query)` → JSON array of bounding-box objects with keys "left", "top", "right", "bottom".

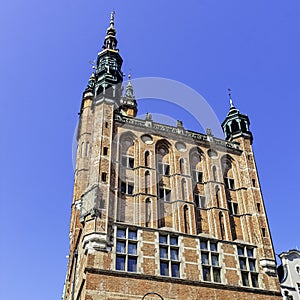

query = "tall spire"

[
  {"left": 94, "top": 11, "right": 124, "bottom": 100},
  {"left": 103, "top": 11, "right": 118, "bottom": 50}
]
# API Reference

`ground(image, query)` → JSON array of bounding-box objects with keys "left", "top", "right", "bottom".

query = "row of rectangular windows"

[{"left": 115, "top": 228, "right": 258, "bottom": 287}]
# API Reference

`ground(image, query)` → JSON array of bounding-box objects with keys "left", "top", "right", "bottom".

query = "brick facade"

[{"left": 62, "top": 13, "right": 281, "bottom": 300}]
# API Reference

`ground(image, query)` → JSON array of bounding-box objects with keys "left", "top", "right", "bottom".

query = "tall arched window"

[
  {"left": 179, "top": 158, "right": 185, "bottom": 174},
  {"left": 189, "top": 148, "right": 204, "bottom": 184},
  {"left": 145, "top": 151, "right": 150, "bottom": 167},
  {"left": 219, "top": 212, "right": 225, "bottom": 240},
  {"left": 212, "top": 165, "right": 217, "bottom": 181},
  {"left": 145, "top": 171, "right": 150, "bottom": 194},
  {"left": 145, "top": 198, "right": 151, "bottom": 227},
  {"left": 184, "top": 205, "right": 189, "bottom": 234},
  {"left": 156, "top": 143, "right": 170, "bottom": 175},
  {"left": 215, "top": 186, "right": 220, "bottom": 208},
  {"left": 81, "top": 142, "right": 85, "bottom": 157},
  {"left": 86, "top": 142, "right": 90, "bottom": 157},
  {"left": 181, "top": 179, "right": 187, "bottom": 201}
]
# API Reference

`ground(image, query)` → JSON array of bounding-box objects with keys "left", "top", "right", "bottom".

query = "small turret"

[
  {"left": 221, "top": 90, "right": 253, "bottom": 143},
  {"left": 119, "top": 75, "right": 138, "bottom": 117}
]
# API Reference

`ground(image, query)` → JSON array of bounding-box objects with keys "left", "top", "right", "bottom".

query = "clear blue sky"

[{"left": 0, "top": 1, "right": 299, "bottom": 299}]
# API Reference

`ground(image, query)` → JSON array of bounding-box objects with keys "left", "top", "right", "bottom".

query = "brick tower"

[{"left": 62, "top": 13, "right": 282, "bottom": 300}]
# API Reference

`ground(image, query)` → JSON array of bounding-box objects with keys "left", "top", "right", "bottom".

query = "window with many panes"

[
  {"left": 159, "top": 188, "right": 171, "bottom": 202},
  {"left": 121, "top": 181, "right": 134, "bottom": 195},
  {"left": 200, "top": 240, "right": 221, "bottom": 283},
  {"left": 159, "top": 235, "right": 180, "bottom": 278},
  {"left": 122, "top": 155, "right": 134, "bottom": 169},
  {"left": 194, "top": 193, "right": 206, "bottom": 208},
  {"left": 224, "top": 177, "right": 235, "bottom": 189},
  {"left": 192, "top": 170, "right": 203, "bottom": 183},
  {"left": 115, "top": 228, "right": 138, "bottom": 272},
  {"left": 237, "top": 246, "right": 259, "bottom": 287},
  {"left": 158, "top": 163, "right": 170, "bottom": 175},
  {"left": 228, "top": 200, "right": 239, "bottom": 215}
]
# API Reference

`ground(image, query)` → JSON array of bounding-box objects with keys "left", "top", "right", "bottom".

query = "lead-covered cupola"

[{"left": 221, "top": 93, "right": 253, "bottom": 144}]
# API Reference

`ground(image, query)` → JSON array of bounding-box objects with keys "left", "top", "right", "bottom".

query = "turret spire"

[
  {"left": 119, "top": 74, "right": 138, "bottom": 117},
  {"left": 221, "top": 92, "right": 253, "bottom": 143},
  {"left": 103, "top": 11, "right": 118, "bottom": 50},
  {"left": 228, "top": 88, "right": 235, "bottom": 108}
]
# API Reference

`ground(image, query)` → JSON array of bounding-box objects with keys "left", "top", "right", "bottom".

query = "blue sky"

[{"left": 0, "top": 1, "right": 299, "bottom": 299}]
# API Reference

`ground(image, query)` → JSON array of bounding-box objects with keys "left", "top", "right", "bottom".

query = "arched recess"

[
  {"left": 219, "top": 212, "right": 226, "bottom": 240},
  {"left": 117, "top": 132, "right": 137, "bottom": 223},
  {"left": 145, "top": 171, "right": 150, "bottom": 194},
  {"left": 221, "top": 155, "right": 238, "bottom": 240},
  {"left": 145, "top": 198, "right": 151, "bottom": 228},
  {"left": 156, "top": 140, "right": 172, "bottom": 228},
  {"left": 179, "top": 158, "right": 185, "bottom": 174},
  {"left": 183, "top": 205, "right": 189, "bottom": 234},
  {"left": 145, "top": 150, "right": 150, "bottom": 167},
  {"left": 189, "top": 147, "right": 205, "bottom": 234},
  {"left": 212, "top": 165, "right": 217, "bottom": 181},
  {"left": 189, "top": 147, "right": 205, "bottom": 184}
]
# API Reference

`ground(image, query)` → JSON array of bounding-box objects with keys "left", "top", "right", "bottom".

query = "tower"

[{"left": 63, "top": 14, "right": 282, "bottom": 300}]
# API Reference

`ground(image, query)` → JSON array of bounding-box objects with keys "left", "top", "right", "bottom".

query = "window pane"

[
  {"left": 197, "top": 172, "right": 203, "bottom": 183},
  {"left": 239, "top": 258, "right": 247, "bottom": 270},
  {"left": 160, "top": 262, "right": 169, "bottom": 276},
  {"left": 170, "top": 249, "right": 178, "bottom": 260},
  {"left": 201, "top": 253, "right": 209, "bottom": 265},
  {"left": 249, "top": 259, "right": 256, "bottom": 271},
  {"left": 165, "top": 190, "right": 171, "bottom": 202},
  {"left": 170, "top": 237, "right": 178, "bottom": 246},
  {"left": 203, "top": 267, "right": 211, "bottom": 281},
  {"left": 128, "top": 257, "right": 137, "bottom": 272},
  {"left": 165, "top": 164, "right": 170, "bottom": 175},
  {"left": 200, "top": 196, "right": 206, "bottom": 208},
  {"left": 210, "top": 243, "right": 217, "bottom": 252},
  {"left": 128, "top": 243, "right": 137, "bottom": 255},
  {"left": 158, "top": 163, "right": 163, "bottom": 174},
  {"left": 212, "top": 254, "right": 219, "bottom": 266},
  {"left": 171, "top": 263, "right": 180, "bottom": 278},
  {"left": 247, "top": 248, "right": 254, "bottom": 258},
  {"left": 242, "top": 272, "right": 249, "bottom": 286},
  {"left": 128, "top": 230, "right": 137, "bottom": 240},
  {"left": 121, "top": 182, "right": 126, "bottom": 193},
  {"left": 251, "top": 274, "right": 259, "bottom": 287},
  {"left": 116, "top": 256, "right": 125, "bottom": 270},
  {"left": 128, "top": 157, "right": 134, "bottom": 169},
  {"left": 160, "top": 247, "right": 168, "bottom": 259},
  {"left": 128, "top": 183, "right": 134, "bottom": 195},
  {"left": 116, "top": 241, "right": 126, "bottom": 253},
  {"left": 237, "top": 246, "right": 244, "bottom": 256},
  {"left": 159, "top": 235, "right": 167, "bottom": 244},
  {"left": 122, "top": 156, "right": 127, "bottom": 167},
  {"left": 200, "top": 241, "right": 208, "bottom": 250},
  {"left": 117, "top": 229, "right": 126, "bottom": 238},
  {"left": 213, "top": 269, "right": 221, "bottom": 283},
  {"left": 194, "top": 194, "right": 200, "bottom": 207}
]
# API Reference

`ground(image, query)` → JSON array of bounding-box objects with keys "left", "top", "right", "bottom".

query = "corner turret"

[{"left": 221, "top": 91, "right": 253, "bottom": 144}]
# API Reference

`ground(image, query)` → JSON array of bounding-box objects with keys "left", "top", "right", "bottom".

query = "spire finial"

[
  {"left": 228, "top": 88, "right": 234, "bottom": 108},
  {"left": 110, "top": 10, "right": 115, "bottom": 27}
]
